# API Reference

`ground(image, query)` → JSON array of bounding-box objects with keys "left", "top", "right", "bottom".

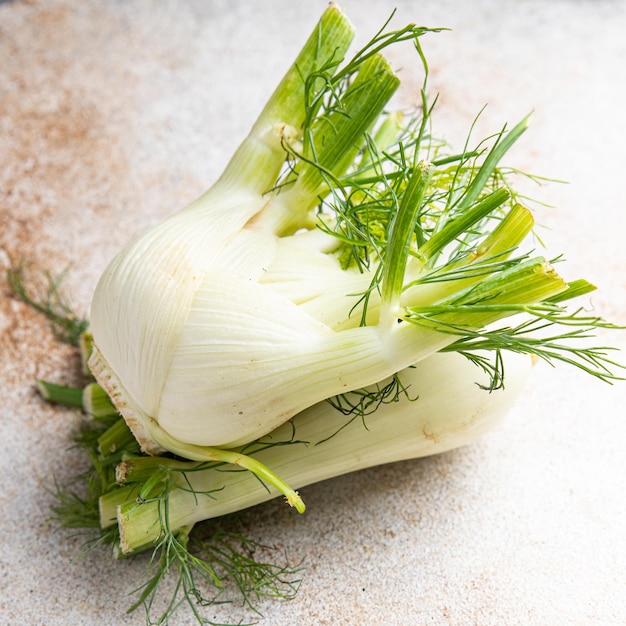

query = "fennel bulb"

[
  {"left": 80, "top": 0, "right": 620, "bottom": 536},
  {"left": 107, "top": 349, "right": 533, "bottom": 553},
  {"left": 89, "top": 6, "right": 575, "bottom": 457}
]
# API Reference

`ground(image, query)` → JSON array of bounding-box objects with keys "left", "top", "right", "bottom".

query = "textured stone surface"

[{"left": 1, "top": 1, "right": 625, "bottom": 624}]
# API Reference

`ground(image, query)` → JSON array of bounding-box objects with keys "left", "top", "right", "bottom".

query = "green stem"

[
  {"left": 264, "top": 52, "right": 401, "bottom": 235},
  {"left": 456, "top": 111, "right": 533, "bottom": 211},
  {"left": 418, "top": 187, "right": 511, "bottom": 263},
  {"left": 546, "top": 278, "right": 597, "bottom": 303},
  {"left": 115, "top": 456, "right": 208, "bottom": 484},
  {"left": 400, "top": 203, "right": 535, "bottom": 311},
  {"left": 405, "top": 256, "right": 568, "bottom": 330},
  {"left": 36, "top": 380, "right": 83, "bottom": 407},
  {"left": 113, "top": 424, "right": 306, "bottom": 554},
  {"left": 297, "top": 53, "right": 400, "bottom": 198},
  {"left": 358, "top": 111, "right": 404, "bottom": 172},
  {"left": 83, "top": 382, "right": 118, "bottom": 418},
  {"left": 381, "top": 160, "right": 433, "bottom": 317},
  {"left": 154, "top": 427, "right": 305, "bottom": 513},
  {"left": 473, "top": 202, "right": 534, "bottom": 260},
  {"left": 97, "top": 417, "right": 136, "bottom": 456},
  {"left": 215, "top": 5, "right": 355, "bottom": 195},
  {"left": 99, "top": 484, "right": 139, "bottom": 528}
]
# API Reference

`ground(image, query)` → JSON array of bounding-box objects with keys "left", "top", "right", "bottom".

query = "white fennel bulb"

[
  {"left": 109, "top": 349, "right": 533, "bottom": 553},
  {"left": 88, "top": 5, "right": 606, "bottom": 461}
]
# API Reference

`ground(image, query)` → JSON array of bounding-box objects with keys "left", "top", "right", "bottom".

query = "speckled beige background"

[{"left": 1, "top": 1, "right": 625, "bottom": 625}]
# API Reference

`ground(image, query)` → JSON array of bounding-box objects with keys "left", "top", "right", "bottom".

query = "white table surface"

[{"left": 1, "top": 1, "right": 625, "bottom": 624}]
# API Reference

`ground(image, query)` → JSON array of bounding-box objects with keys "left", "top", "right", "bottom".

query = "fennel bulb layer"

[{"left": 113, "top": 349, "right": 532, "bottom": 553}]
